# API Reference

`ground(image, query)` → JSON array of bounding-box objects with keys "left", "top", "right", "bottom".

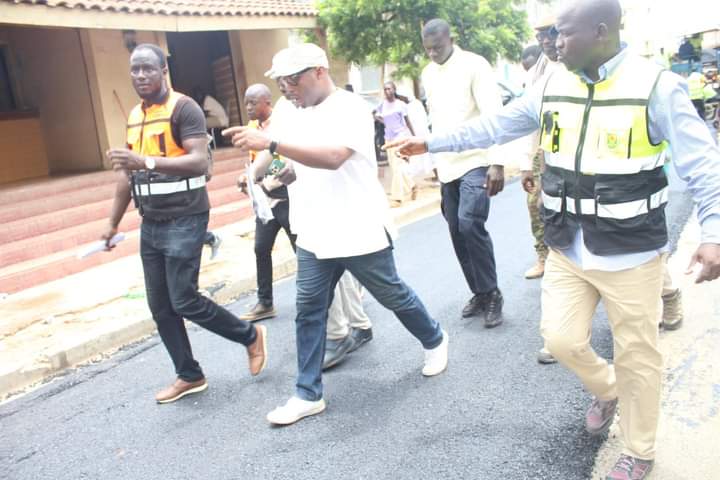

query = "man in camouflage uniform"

[{"left": 526, "top": 148, "right": 549, "bottom": 279}]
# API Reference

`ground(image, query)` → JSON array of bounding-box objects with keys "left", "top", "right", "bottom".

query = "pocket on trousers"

[{"left": 166, "top": 214, "right": 207, "bottom": 258}]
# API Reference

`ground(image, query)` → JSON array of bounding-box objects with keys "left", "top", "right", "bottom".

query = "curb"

[{"left": 0, "top": 193, "right": 441, "bottom": 401}]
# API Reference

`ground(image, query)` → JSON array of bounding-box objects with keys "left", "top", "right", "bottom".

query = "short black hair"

[
  {"left": 422, "top": 18, "right": 451, "bottom": 38},
  {"left": 522, "top": 45, "right": 542, "bottom": 60},
  {"left": 132, "top": 43, "right": 167, "bottom": 68}
]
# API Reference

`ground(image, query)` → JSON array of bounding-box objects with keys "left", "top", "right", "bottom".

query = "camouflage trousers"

[{"left": 527, "top": 150, "right": 548, "bottom": 262}]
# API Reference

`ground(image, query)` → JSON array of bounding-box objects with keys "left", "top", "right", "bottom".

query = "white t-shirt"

[{"left": 273, "top": 89, "right": 396, "bottom": 259}]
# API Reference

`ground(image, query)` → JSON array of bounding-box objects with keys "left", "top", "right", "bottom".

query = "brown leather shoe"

[
  {"left": 239, "top": 303, "right": 276, "bottom": 322},
  {"left": 247, "top": 325, "right": 268, "bottom": 376},
  {"left": 155, "top": 378, "right": 208, "bottom": 404}
]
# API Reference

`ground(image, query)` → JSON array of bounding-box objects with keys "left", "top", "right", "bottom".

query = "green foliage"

[{"left": 312, "top": 0, "right": 531, "bottom": 80}]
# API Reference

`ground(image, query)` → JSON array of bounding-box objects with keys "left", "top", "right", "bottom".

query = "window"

[
  {"left": 0, "top": 46, "right": 17, "bottom": 113},
  {"left": 359, "top": 65, "right": 382, "bottom": 94}
]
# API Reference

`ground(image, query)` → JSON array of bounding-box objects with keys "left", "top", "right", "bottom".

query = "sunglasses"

[
  {"left": 535, "top": 27, "right": 559, "bottom": 42},
  {"left": 277, "top": 67, "right": 314, "bottom": 87}
]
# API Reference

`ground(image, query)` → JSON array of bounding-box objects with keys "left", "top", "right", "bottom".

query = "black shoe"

[
  {"left": 461, "top": 294, "right": 486, "bottom": 318},
  {"left": 347, "top": 327, "right": 373, "bottom": 354},
  {"left": 322, "top": 335, "right": 354, "bottom": 371},
  {"left": 484, "top": 289, "right": 503, "bottom": 328}
]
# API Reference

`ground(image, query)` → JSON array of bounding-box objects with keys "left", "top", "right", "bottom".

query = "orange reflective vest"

[{"left": 126, "top": 89, "right": 209, "bottom": 220}]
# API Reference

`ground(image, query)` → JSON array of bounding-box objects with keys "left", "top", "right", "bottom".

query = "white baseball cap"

[{"left": 264, "top": 43, "right": 330, "bottom": 79}]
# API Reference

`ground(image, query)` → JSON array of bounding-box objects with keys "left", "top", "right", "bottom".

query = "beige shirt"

[{"left": 421, "top": 46, "right": 503, "bottom": 183}]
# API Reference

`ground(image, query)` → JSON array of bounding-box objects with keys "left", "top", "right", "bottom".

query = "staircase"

[{"left": 0, "top": 150, "right": 252, "bottom": 294}]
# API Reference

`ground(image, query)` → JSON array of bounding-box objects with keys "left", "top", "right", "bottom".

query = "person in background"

[
  {"left": 521, "top": 45, "right": 542, "bottom": 76},
  {"left": 375, "top": 81, "right": 417, "bottom": 207},
  {"left": 237, "top": 84, "right": 297, "bottom": 322},
  {"left": 521, "top": 15, "right": 564, "bottom": 364},
  {"left": 420, "top": 18, "right": 505, "bottom": 328}
]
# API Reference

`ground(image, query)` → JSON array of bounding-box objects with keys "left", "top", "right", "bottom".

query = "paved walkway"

[{"left": 0, "top": 174, "right": 442, "bottom": 400}]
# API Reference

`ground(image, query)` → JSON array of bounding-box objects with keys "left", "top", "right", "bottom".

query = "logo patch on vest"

[
  {"left": 599, "top": 129, "right": 630, "bottom": 158},
  {"left": 606, "top": 132, "right": 619, "bottom": 150}
]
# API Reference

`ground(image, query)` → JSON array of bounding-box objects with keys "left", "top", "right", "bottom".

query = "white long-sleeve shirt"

[{"left": 421, "top": 46, "right": 503, "bottom": 183}]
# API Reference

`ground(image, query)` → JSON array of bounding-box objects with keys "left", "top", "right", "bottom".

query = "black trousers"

[
  {"left": 140, "top": 212, "right": 256, "bottom": 382},
  {"left": 440, "top": 167, "right": 498, "bottom": 295},
  {"left": 255, "top": 200, "right": 297, "bottom": 306},
  {"left": 692, "top": 99, "right": 705, "bottom": 120}
]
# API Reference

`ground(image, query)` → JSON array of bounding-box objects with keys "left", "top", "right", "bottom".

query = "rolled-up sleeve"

[{"left": 650, "top": 72, "right": 720, "bottom": 244}]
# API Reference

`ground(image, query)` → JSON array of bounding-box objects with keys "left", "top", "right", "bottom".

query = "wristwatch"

[
  {"left": 144, "top": 156, "right": 156, "bottom": 170},
  {"left": 269, "top": 140, "right": 279, "bottom": 155}
]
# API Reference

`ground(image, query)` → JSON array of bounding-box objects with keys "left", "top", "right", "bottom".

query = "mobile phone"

[{"left": 267, "top": 154, "right": 286, "bottom": 176}]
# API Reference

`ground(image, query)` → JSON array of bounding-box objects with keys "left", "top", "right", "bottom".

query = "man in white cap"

[
  {"left": 520, "top": 14, "right": 565, "bottom": 365},
  {"left": 223, "top": 43, "right": 448, "bottom": 426}
]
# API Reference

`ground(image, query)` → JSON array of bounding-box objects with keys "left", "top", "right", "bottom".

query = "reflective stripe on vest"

[
  {"left": 542, "top": 186, "right": 668, "bottom": 219},
  {"left": 133, "top": 175, "right": 206, "bottom": 196},
  {"left": 538, "top": 53, "right": 669, "bottom": 255}
]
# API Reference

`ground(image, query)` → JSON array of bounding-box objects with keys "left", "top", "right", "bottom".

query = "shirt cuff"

[
  {"left": 700, "top": 214, "right": 720, "bottom": 244},
  {"left": 486, "top": 145, "right": 505, "bottom": 167},
  {"left": 426, "top": 134, "right": 453, "bottom": 154}
]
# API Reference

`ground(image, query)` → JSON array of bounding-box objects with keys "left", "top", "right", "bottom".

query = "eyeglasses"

[
  {"left": 277, "top": 67, "right": 314, "bottom": 88},
  {"left": 535, "top": 27, "right": 559, "bottom": 42}
]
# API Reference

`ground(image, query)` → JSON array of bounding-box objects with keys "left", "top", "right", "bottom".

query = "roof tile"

[{"left": 2, "top": 0, "right": 317, "bottom": 17}]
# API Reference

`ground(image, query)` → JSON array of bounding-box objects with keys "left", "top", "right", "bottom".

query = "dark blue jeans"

[
  {"left": 294, "top": 246, "right": 443, "bottom": 401},
  {"left": 440, "top": 167, "right": 497, "bottom": 295},
  {"left": 140, "top": 212, "right": 257, "bottom": 382}
]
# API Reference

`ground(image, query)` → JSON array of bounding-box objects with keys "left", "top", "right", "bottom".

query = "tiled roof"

[{"left": 1, "top": 0, "right": 317, "bottom": 17}]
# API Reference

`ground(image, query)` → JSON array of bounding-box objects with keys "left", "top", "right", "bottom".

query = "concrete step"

[
  {"left": 0, "top": 185, "right": 250, "bottom": 268},
  {"left": 0, "top": 153, "right": 246, "bottom": 224},
  {"left": 0, "top": 169, "right": 118, "bottom": 205},
  {"left": 0, "top": 147, "right": 244, "bottom": 205},
  {"left": 0, "top": 148, "right": 251, "bottom": 294},
  {"left": 0, "top": 167, "right": 246, "bottom": 244},
  {"left": 0, "top": 199, "right": 253, "bottom": 293}
]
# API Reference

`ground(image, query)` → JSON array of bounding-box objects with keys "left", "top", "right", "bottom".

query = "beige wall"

[
  {"left": 0, "top": 116, "right": 49, "bottom": 183},
  {"left": 228, "top": 30, "right": 350, "bottom": 122},
  {"left": 229, "top": 29, "right": 290, "bottom": 120},
  {"left": 81, "top": 29, "right": 164, "bottom": 169},
  {"left": 0, "top": 26, "right": 101, "bottom": 174}
]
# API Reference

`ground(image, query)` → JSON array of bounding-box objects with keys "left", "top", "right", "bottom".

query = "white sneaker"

[
  {"left": 422, "top": 330, "right": 448, "bottom": 376},
  {"left": 266, "top": 396, "right": 326, "bottom": 425}
]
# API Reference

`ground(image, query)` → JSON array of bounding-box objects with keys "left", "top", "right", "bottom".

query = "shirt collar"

[
  {"left": 578, "top": 42, "right": 628, "bottom": 84},
  {"left": 142, "top": 88, "right": 171, "bottom": 109}
]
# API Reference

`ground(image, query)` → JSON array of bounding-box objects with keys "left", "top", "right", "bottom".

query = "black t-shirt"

[{"left": 170, "top": 97, "right": 208, "bottom": 147}]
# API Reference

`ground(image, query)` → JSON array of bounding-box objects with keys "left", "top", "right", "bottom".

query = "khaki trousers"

[
  {"left": 387, "top": 147, "right": 415, "bottom": 202},
  {"left": 326, "top": 272, "right": 372, "bottom": 340},
  {"left": 541, "top": 250, "right": 664, "bottom": 460},
  {"left": 662, "top": 261, "right": 676, "bottom": 296}
]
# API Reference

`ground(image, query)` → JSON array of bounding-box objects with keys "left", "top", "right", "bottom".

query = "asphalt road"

[{"left": 0, "top": 180, "right": 692, "bottom": 480}]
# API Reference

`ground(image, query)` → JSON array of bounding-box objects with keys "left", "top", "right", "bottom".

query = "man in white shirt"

[
  {"left": 421, "top": 19, "right": 506, "bottom": 328},
  {"left": 223, "top": 43, "right": 448, "bottom": 426}
]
